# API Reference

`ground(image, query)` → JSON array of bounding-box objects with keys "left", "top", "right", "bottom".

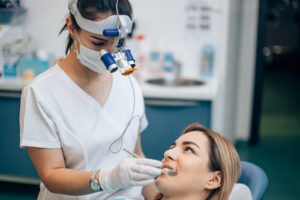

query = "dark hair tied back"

[{"left": 59, "top": 0, "right": 133, "bottom": 55}]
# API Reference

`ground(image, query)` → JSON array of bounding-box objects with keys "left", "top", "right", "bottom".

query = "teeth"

[
  {"left": 161, "top": 168, "right": 178, "bottom": 176},
  {"left": 167, "top": 169, "right": 178, "bottom": 176}
]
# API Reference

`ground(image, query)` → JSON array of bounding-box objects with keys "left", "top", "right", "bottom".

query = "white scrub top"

[{"left": 20, "top": 64, "right": 148, "bottom": 200}]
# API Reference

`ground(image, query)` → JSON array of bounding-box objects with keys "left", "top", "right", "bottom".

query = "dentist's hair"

[
  {"left": 156, "top": 123, "right": 241, "bottom": 200},
  {"left": 60, "top": 0, "right": 133, "bottom": 55}
]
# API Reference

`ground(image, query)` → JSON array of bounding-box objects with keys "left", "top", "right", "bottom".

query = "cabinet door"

[
  {"left": 0, "top": 91, "right": 39, "bottom": 180},
  {"left": 141, "top": 99, "right": 211, "bottom": 160}
]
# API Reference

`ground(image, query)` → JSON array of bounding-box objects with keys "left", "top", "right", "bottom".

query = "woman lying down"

[
  {"left": 114, "top": 123, "right": 252, "bottom": 200},
  {"left": 154, "top": 123, "right": 252, "bottom": 200}
]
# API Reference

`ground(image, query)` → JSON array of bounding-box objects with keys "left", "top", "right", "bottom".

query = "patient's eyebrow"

[{"left": 182, "top": 141, "right": 201, "bottom": 150}]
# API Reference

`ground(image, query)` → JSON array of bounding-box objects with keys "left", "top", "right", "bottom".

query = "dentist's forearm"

[
  {"left": 27, "top": 147, "right": 96, "bottom": 195},
  {"left": 134, "top": 134, "right": 146, "bottom": 158},
  {"left": 41, "top": 168, "right": 95, "bottom": 195}
]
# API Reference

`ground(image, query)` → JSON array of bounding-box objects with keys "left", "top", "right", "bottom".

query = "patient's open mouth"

[
  {"left": 161, "top": 165, "right": 178, "bottom": 176},
  {"left": 166, "top": 169, "right": 177, "bottom": 176}
]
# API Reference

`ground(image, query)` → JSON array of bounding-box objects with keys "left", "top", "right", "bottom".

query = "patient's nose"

[{"left": 164, "top": 148, "right": 178, "bottom": 161}]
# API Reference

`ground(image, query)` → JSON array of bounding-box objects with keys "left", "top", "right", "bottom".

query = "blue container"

[
  {"left": 19, "top": 58, "right": 49, "bottom": 78},
  {"left": 0, "top": 7, "right": 26, "bottom": 24},
  {"left": 163, "top": 53, "right": 174, "bottom": 72},
  {"left": 3, "top": 62, "right": 17, "bottom": 77}
]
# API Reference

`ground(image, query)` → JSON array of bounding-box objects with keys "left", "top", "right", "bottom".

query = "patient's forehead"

[{"left": 178, "top": 131, "right": 210, "bottom": 152}]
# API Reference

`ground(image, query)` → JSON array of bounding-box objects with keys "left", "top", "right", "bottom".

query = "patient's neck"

[{"left": 162, "top": 193, "right": 206, "bottom": 200}]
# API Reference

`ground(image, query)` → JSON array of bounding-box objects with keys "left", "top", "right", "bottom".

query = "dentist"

[{"left": 19, "top": 0, "right": 161, "bottom": 199}]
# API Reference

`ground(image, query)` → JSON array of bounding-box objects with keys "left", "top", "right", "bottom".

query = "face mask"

[{"left": 74, "top": 32, "right": 107, "bottom": 74}]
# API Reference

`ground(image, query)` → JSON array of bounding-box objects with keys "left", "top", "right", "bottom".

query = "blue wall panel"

[{"left": 141, "top": 99, "right": 211, "bottom": 160}]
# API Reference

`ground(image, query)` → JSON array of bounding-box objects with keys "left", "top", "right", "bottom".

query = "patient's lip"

[
  {"left": 161, "top": 164, "right": 174, "bottom": 170},
  {"left": 160, "top": 163, "right": 178, "bottom": 176}
]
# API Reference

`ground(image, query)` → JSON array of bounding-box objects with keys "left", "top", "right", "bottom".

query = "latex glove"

[{"left": 99, "top": 157, "right": 162, "bottom": 193}]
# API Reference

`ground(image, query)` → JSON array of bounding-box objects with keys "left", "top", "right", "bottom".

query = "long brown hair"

[{"left": 156, "top": 123, "right": 241, "bottom": 200}]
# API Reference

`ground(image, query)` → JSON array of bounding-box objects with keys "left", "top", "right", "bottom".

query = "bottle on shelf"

[
  {"left": 201, "top": 44, "right": 214, "bottom": 81},
  {"left": 163, "top": 52, "right": 175, "bottom": 86}
]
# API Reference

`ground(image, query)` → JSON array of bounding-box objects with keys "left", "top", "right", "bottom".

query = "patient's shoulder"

[{"left": 229, "top": 183, "right": 253, "bottom": 200}]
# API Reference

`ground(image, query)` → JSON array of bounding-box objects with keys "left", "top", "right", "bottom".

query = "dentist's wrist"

[
  {"left": 99, "top": 167, "right": 119, "bottom": 193},
  {"left": 89, "top": 170, "right": 103, "bottom": 192},
  {"left": 95, "top": 170, "right": 100, "bottom": 182}
]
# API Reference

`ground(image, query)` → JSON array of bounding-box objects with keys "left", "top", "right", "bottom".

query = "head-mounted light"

[{"left": 68, "top": 0, "right": 136, "bottom": 76}]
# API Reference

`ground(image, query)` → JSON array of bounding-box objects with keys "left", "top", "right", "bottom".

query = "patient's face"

[{"left": 155, "top": 131, "right": 214, "bottom": 197}]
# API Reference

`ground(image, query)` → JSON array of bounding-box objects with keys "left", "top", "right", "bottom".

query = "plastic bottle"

[
  {"left": 2, "top": 44, "right": 19, "bottom": 78},
  {"left": 149, "top": 51, "right": 160, "bottom": 72},
  {"left": 3, "top": 55, "right": 18, "bottom": 78},
  {"left": 135, "top": 34, "right": 149, "bottom": 82},
  {"left": 201, "top": 44, "right": 214, "bottom": 80},
  {"left": 163, "top": 52, "right": 175, "bottom": 85}
]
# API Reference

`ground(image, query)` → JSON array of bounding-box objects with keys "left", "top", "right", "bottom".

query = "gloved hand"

[{"left": 99, "top": 157, "right": 162, "bottom": 193}]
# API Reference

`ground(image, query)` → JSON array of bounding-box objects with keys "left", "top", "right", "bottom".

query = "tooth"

[{"left": 167, "top": 169, "right": 178, "bottom": 176}]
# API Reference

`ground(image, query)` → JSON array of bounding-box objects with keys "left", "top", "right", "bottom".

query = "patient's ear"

[{"left": 205, "top": 171, "right": 222, "bottom": 190}]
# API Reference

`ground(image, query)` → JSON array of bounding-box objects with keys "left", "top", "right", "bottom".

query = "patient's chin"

[
  {"left": 155, "top": 176, "right": 178, "bottom": 195},
  {"left": 155, "top": 176, "right": 167, "bottom": 190},
  {"left": 155, "top": 180, "right": 169, "bottom": 195},
  {"left": 155, "top": 182, "right": 185, "bottom": 198},
  {"left": 154, "top": 173, "right": 167, "bottom": 185}
]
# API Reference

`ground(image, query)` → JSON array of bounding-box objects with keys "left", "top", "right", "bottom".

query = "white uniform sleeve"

[
  {"left": 20, "top": 86, "right": 61, "bottom": 148},
  {"left": 138, "top": 111, "right": 148, "bottom": 133},
  {"left": 137, "top": 88, "right": 148, "bottom": 133},
  {"left": 131, "top": 76, "right": 148, "bottom": 134}
]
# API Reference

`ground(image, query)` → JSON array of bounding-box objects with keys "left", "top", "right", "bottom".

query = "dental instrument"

[
  {"left": 123, "top": 147, "right": 140, "bottom": 158},
  {"left": 123, "top": 148, "right": 178, "bottom": 176},
  {"left": 163, "top": 168, "right": 177, "bottom": 176},
  {"left": 68, "top": 0, "right": 136, "bottom": 76}
]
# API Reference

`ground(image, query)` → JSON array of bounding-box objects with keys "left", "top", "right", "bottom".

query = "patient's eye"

[{"left": 184, "top": 146, "right": 194, "bottom": 153}]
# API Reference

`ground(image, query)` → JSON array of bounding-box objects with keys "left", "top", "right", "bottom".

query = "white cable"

[
  {"left": 116, "top": 0, "right": 119, "bottom": 16},
  {"left": 109, "top": 75, "right": 140, "bottom": 153},
  {"left": 109, "top": 0, "right": 139, "bottom": 153}
]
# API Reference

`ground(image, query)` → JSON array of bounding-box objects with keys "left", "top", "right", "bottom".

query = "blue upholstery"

[{"left": 238, "top": 161, "right": 268, "bottom": 200}]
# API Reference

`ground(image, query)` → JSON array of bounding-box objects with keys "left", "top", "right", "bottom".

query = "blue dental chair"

[{"left": 238, "top": 161, "right": 269, "bottom": 200}]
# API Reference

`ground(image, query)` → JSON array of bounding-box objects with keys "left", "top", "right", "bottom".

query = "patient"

[{"left": 154, "top": 123, "right": 252, "bottom": 200}]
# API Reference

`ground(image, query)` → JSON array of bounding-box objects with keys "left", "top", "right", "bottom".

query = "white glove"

[{"left": 99, "top": 157, "right": 162, "bottom": 193}]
